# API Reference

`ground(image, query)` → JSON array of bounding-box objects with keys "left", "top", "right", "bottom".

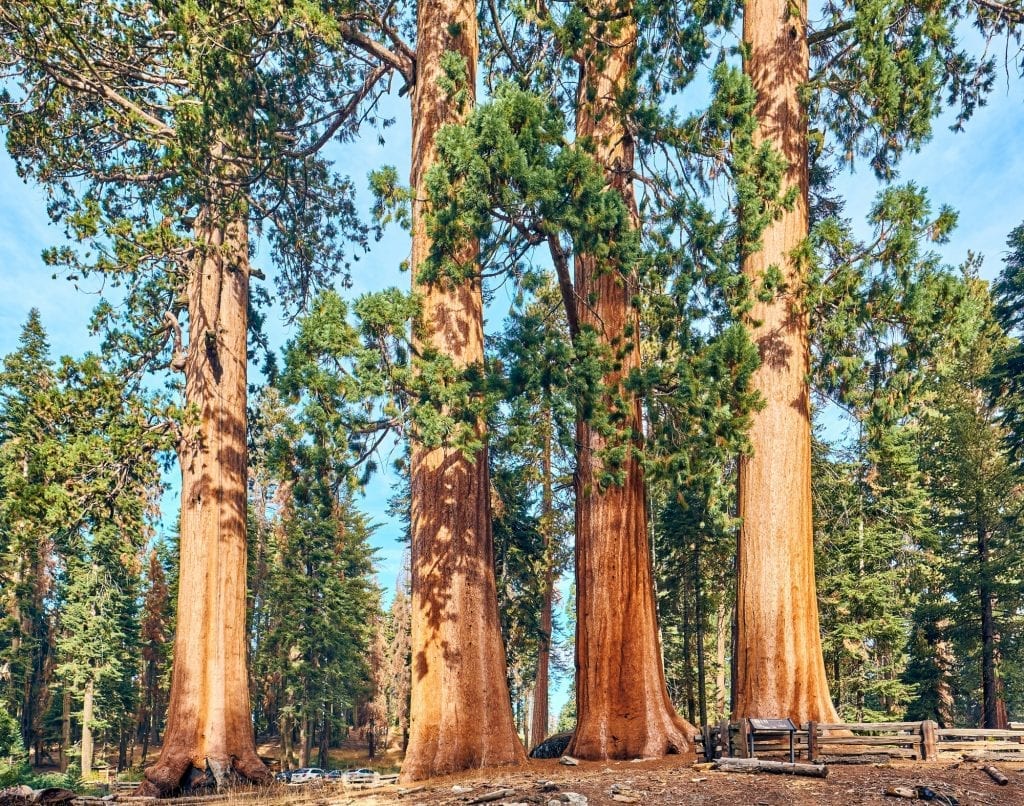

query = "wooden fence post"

[
  {"left": 921, "top": 720, "right": 938, "bottom": 761},
  {"left": 718, "top": 719, "right": 732, "bottom": 758},
  {"left": 736, "top": 720, "right": 750, "bottom": 758},
  {"left": 806, "top": 721, "right": 818, "bottom": 762}
]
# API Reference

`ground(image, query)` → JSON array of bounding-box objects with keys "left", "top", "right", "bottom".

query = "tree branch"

[
  {"left": 971, "top": 0, "right": 1024, "bottom": 24},
  {"left": 547, "top": 233, "right": 580, "bottom": 340},
  {"left": 284, "top": 64, "right": 391, "bottom": 159},
  {"left": 338, "top": 23, "right": 414, "bottom": 85},
  {"left": 807, "top": 19, "right": 855, "bottom": 48}
]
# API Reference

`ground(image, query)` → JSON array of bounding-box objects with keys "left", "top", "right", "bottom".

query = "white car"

[
  {"left": 288, "top": 767, "right": 326, "bottom": 784},
  {"left": 343, "top": 768, "right": 379, "bottom": 785}
]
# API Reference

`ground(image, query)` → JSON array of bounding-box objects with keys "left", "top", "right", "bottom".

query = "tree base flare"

[
  {"left": 567, "top": 713, "right": 697, "bottom": 762},
  {"left": 398, "top": 750, "right": 524, "bottom": 784},
  {"left": 138, "top": 750, "right": 270, "bottom": 797}
]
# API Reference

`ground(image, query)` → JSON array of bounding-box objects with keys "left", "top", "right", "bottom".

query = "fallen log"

[
  {"left": 712, "top": 758, "right": 828, "bottom": 778},
  {"left": 468, "top": 789, "right": 517, "bottom": 804},
  {"left": 981, "top": 765, "right": 1009, "bottom": 786},
  {"left": 815, "top": 754, "right": 891, "bottom": 765}
]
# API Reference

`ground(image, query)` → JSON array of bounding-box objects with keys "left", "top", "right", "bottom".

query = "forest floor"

[{"left": 205, "top": 756, "right": 1023, "bottom": 806}]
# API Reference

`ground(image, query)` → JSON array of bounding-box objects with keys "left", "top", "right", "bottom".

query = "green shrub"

[{"left": 0, "top": 709, "right": 29, "bottom": 787}]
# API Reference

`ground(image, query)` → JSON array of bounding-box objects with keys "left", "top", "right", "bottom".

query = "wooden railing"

[
  {"left": 934, "top": 726, "right": 1024, "bottom": 760},
  {"left": 698, "top": 719, "right": 1024, "bottom": 763},
  {"left": 807, "top": 721, "right": 931, "bottom": 761}
]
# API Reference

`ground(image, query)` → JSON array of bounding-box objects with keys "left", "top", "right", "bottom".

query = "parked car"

[
  {"left": 326, "top": 769, "right": 345, "bottom": 780},
  {"left": 274, "top": 770, "right": 292, "bottom": 783},
  {"left": 343, "top": 768, "right": 379, "bottom": 785},
  {"left": 288, "top": 768, "right": 326, "bottom": 784}
]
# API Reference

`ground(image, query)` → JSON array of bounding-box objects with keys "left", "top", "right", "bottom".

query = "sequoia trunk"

[
  {"left": 567, "top": 1, "right": 695, "bottom": 760},
  {"left": 401, "top": 0, "right": 525, "bottom": 781},
  {"left": 142, "top": 211, "right": 268, "bottom": 795},
  {"left": 733, "top": 0, "right": 838, "bottom": 724}
]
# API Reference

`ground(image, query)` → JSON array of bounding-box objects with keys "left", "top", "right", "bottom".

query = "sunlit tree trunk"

[
  {"left": 567, "top": 0, "right": 695, "bottom": 760},
  {"left": 401, "top": 0, "right": 525, "bottom": 782},
  {"left": 142, "top": 210, "right": 268, "bottom": 795},
  {"left": 734, "top": 0, "right": 838, "bottom": 724}
]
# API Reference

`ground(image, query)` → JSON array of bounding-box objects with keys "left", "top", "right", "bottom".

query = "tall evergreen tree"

[
  {"left": 0, "top": 311, "right": 57, "bottom": 764},
  {"left": 1, "top": 0, "right": 388, "bottom": 791},
  {"left": 368, "top": 0, "right": 526, "bottom": 779},
  {"left": 733, "top": 0, "right": 1022, "bottom": 722},
  {"left": 920, "top": 312, "right": 1023, "bottom": 728}
]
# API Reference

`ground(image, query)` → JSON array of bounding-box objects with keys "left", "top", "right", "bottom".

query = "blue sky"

[{"left": 1, "top": 52, "right": 1022, "bottom": 736}]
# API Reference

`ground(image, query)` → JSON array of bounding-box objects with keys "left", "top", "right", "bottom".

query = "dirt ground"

[{"left": 263, "top": 757, "right": 1024, "bottom": 806}]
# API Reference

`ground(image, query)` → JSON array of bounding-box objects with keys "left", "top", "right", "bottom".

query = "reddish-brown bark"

[
  {"left": 400, "top": 0, "right": 525, "bottom": 782},
  {"left": 566, "top": 2, "right": 695, "bottom": 761},
  {"left": 733, "top": 0, "right": 838, "bottom": 725},
  {"left": 141, "top": 212, "right": 268, "bottom": 795}
]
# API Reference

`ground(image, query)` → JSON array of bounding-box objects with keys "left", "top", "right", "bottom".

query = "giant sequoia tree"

[
  {"left": 0, "top": 0, "right": 385, "bottom": 792},
  {"left": 734, "top": 0, "right": 1023, "bottom": 722},
  {"left": 336, "top": 0, "right": 526, "bottom": 780},
  {"left": 566, "top": 1, "right": 695, "bottom": 759},
  {"left": 402, "top": 0, "right": 524, "bottom": 779},
  {"left": 734, "top": 0, "right": 839, "bottom": 722}
]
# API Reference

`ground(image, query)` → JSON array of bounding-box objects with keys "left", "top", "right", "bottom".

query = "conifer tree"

[
  {"left": 0, "top": 311, "right": 56, "bottom": 763},
  {"left": 733, "top": 0, "right": 1022, "bottom": 722},
  {"left": 920, "top": 309, "right": 1022, "bottom": 728},
  {"left": 1, "top": 312, "right": 169, "bottom": 777},
  {"left": 1, "top": 1, "right": 388, "bottom": 791},
  {"left": 337, "top": 0, "right": 525, "bottom": 779},
  {"left": 490, "top": 277, "right": 575, "bottom": 747},
  {"left": 138, "top": 548, "right": 172, "bottom": 765}
]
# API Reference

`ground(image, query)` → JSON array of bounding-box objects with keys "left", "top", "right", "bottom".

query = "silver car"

[
  {"left": 343, "top": 768, "right": 380, "bottom": 785},
  {"left": 288, "top": 767, "right": 325, "bottom": 784}
]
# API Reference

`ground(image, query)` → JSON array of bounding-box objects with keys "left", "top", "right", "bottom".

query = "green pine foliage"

[
  {"left": 0, "top": 312, "right": 171, "bottom": 773},
  {"left": 245, "top": 319, "right": 385, "bottom": 763},
  {"left": 915, "top": 315, "right": 1024, "bottom": 724}
]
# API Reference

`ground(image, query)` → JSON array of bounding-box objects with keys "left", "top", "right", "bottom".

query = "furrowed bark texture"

[
  {"left": 567, "top": 1, "right": 695, "bottom": 761},
  {"left": 401, "top": 0, "right": 525, "bottom": 782},
  {"left": 734, "top": 0, "right": 838, "bottom": 725},
  {"left": 142, "top": 212, "right": 268, "bottom": 796}
]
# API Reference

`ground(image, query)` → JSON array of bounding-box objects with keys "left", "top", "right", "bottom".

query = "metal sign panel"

[{"left": 748, "top": 718, "right": 796, "bottom": 732}]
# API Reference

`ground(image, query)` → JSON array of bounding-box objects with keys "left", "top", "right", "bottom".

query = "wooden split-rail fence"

[{"left": 696, "top": 719, "right": 1024, "bottom": 763}]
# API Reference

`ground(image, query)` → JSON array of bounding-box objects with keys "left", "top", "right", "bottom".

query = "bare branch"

[
  {"left": 547, "top": 233, "right": 580, "bottom": 340},
  {"left": 284, "top": 64, "right": 390, "bottom": 159}
]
